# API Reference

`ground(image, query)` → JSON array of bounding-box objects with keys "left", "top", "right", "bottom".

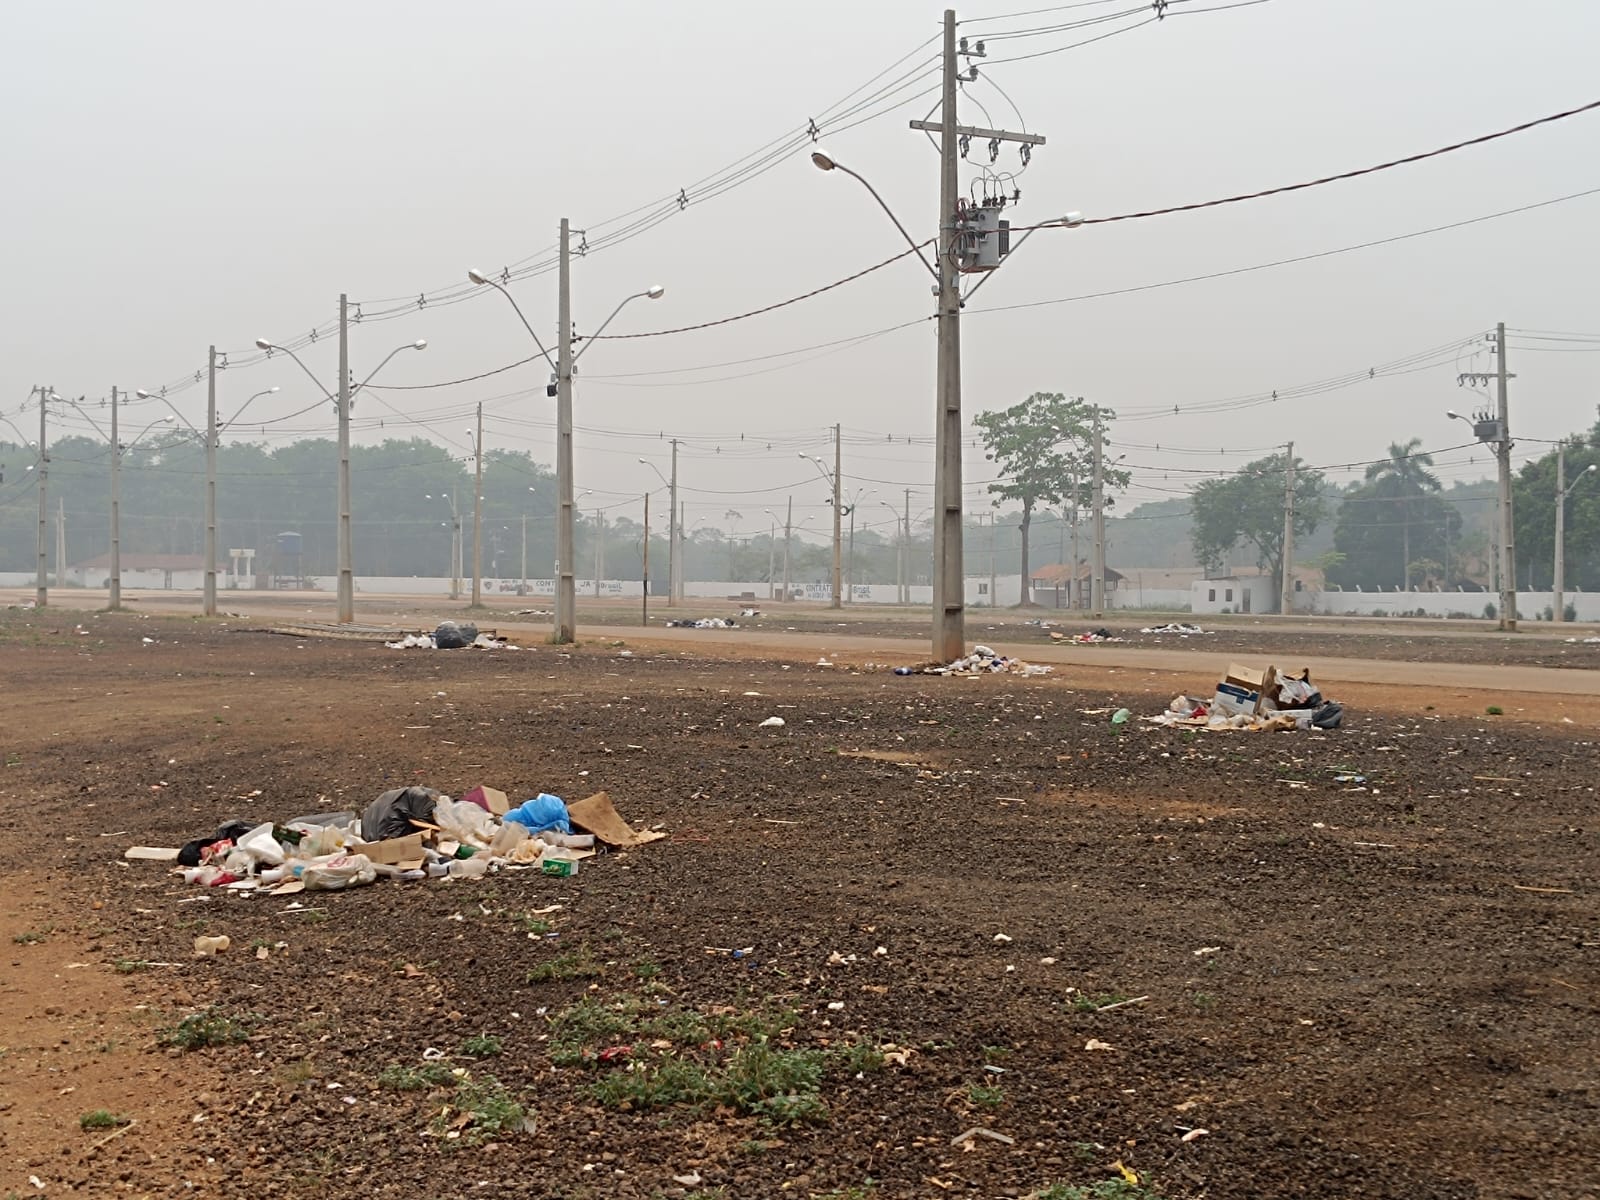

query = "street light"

[
  {"left": 799, "top": 451, "right": 844, "bottom": 607},
  {"left": 426, "top": 492, "right": 462, "bottom": 599},
  {"left": 252, "top": 334, "right": 425, "bottom": 622},
  {"left": 468, "top": 246, "right": 664, "bottom": 644},
  {"left": 638, "top": 456, "right": 681, "bottom": 605}
]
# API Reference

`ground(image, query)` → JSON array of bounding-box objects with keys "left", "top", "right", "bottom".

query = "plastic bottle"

[{"left": 448, "top": 856, "right": 489, "bottom": 879}]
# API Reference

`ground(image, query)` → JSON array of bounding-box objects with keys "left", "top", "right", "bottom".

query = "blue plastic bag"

[{"left": 503, "top": 793, "right": 572, "bottom": 835}]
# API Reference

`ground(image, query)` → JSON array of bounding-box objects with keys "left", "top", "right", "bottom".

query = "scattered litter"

[
  {"left": 992, "top": 933, "right": 1013, "bottom": 944},
  {"left": 193, "top": 935, "right": 230, "bottom": 956},
  {"left": 1056, "top": 627, "right": 1125, "bottom": 644},
  {"left": 1181, "top": 1128, "right": 1210, "bottom": 1143},
  {"left": 758, "top": 716, "right": 786, "bottom": 728},
  {"left": 1084, "top": 1038, "right": 1117, "bottom": 1051},
  {"left": 386, "top": 623, "right": 517, "bottom": 650},
  {"left": 738, "top": 608, "right": 762, "bottom": 618},
  {"left": 1110, "top": 708, "right": 1131, "bottom": 726},
  {"left": 1193, "top": 946, "right": 1222, "bottom": 956},
  {"left": 951, "top": 1127, "right": 1015, "bottom": 1147},
  {"left": 136, "top": 786, "right": 661, "bottom": 896},
  {"left": 664, "top": 617, "right": 739, "bottom": 629},
  {"left": 1146, "top": 662, "right": 1343, "bottom": 732},
  {"left": 898, "top": 646, "right": 1051, "bottom": 677},
  {"left": 1140, "top": 622, "right": 1209, "bottom": 636}
]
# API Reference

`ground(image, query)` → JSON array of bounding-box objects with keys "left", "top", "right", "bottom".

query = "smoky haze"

[{"left": 2, "top": 0, "right": 1598, "bottom": 566}]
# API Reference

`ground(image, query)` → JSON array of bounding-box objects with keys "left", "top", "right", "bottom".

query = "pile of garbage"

[
  {"left": 386, "top": 621, "right": 516, "bottom": 650},
  {"left": 128, "top": 787, "right": 663, "bottom": 894},
  {"left": 1139, "top": 622, "right": 1209, "bottom": 636},
  {"left": 895, "top": 644, "right": 1052, "bottom": 677},
  {"left": 664, "top": 616, "right": 740, "bottom": 629},
  {"left": 1146, "top": 661, "right": 1344, "bottom": 732},
  {"left": 1048, "top": 628, "right": 1125, "bottom": 644}
]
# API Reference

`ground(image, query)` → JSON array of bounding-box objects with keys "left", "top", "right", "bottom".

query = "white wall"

[{"left": 1303, "top": 588, "right": 1600, "bottom": 622}]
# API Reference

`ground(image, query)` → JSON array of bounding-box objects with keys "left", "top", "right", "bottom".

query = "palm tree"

[{"left": 1365, "top": 438, "right": 1441, "bottom": 588}]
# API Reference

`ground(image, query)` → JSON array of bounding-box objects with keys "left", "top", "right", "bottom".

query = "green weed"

[
  {"left": 378, "top": 1062, "right": 458, "bottom": 1091},
  {"left": 12, "top": 930, "right": 47, "bottom": 945},
  {"left": 78, "top": 1110, "right": 129, "bottom": 1131},
  {"left": 157, "top": 1008, "right": 257, "bottom": 1051},
  {"left": 431, "top": 1074, "right": 527, "bottom": 1147},
  {"left": 461, "top": 1034, "right": 503, "bottom": 1058},
  {"left": 527, "top": 949, "right": 605, "bottom": 984},
  {"left": 1070, "top": 993, "right": 1128, "bottom": 1013},
  {"left": 968, "top": 1082, "right": 1006, "bottom": 1110}
]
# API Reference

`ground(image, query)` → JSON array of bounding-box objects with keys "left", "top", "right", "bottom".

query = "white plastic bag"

[
  {"left": 432, "top": 797, "right": 497, "bottom": 847},
  {"left": 237, "top": 822, "right": 286, "bottom": 866},
  {"left": 301, "top": 854, "right": 377, "bottom": 891}
]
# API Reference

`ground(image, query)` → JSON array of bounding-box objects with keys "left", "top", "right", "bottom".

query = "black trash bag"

[
  {"left": 433, "top": 621, "right": 479, "bottom": 649},
  {"left": 1310, "top": 702, "right": 1344, "bottom": 730},
  {"left": 177, "top": 819, "right": 255, "bottom": 867},
  {"left": 361, "top": 787, "right": 441, "bottom": 841}
]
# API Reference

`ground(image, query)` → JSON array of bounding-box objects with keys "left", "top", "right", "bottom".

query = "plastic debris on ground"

[
  {"left": 664, "top": 616, "right": 740, "bottom": 629},
  {"left": 1144, "top": 661, "right": 1345, "bottom": 732},
  {"left": 1048, "top": 627, "right": 1125, "bottom": 644},
  {"left": 134, "top": 788, "right": 660, "bottom": 894},
  {"left": 386, "top": 621, "right": 517, "bottom": 650},
  {"left": 1139, "top": 622, "right": 1209, "bottom": 636},
  {"left": 894, "top": 644, "right": 1052, "bottom": 677}
]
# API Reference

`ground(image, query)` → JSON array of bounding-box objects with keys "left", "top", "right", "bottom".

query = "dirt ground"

[{"left": 1, "top": 607, "right": 1597, "bottom": 1199}]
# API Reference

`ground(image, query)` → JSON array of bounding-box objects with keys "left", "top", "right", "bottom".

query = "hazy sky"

[{"left": 4, "top": 0, "right": 1599, "bottom": 545}]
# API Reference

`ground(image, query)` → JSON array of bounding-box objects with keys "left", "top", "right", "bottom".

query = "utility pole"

[
  {"left": 766, "top": 514, "right": 777, "bottom": 600},
  {"left": 679, "top": 500, "right": 686, "bottom": 603},
  {"left": 988, "top": 512, "right": 997, "bottom": 608},
  {"left": 34, "top": 385, "right": 49, "bottom": 606},
  {"left": 1071, "top": 472, "right": 1081, "bottom": 611},
  {"left": 846, "top": 500, "right": 857, "bottom": 602},
  {"left": 782, "top": 495, "right": 793, "bottom": 602},
  {"left": 471, "top": 401, "right": 484, "bottom": 607},
  {"left": 1554, "top": 442, "right": 1567, "bottom": 624},
  {"left": 1494, "top": 322, "right": 1516, "bottom": 631},
  {"left": 109, "top": 386, "right": 122, "bottom": 610},
  {"left": 932, "top": 11, "right": 962, "bottom": 656},
  {"left": 520, "top": 512, "right": 527, "bottom": 598},
  {"left": 595, "top": 508, "right": 605, "bottom": 597},
  {"left": 641, "top": 491, "right": 650, "bottom": 626},
  {"left": 902, "top": 488, "right": 911, "bottom": 605},
  {"left": 336, "top": 296, "right": 354, "bottom": 623},
  {"left": 203, "top": 347, "right": 218, "bottom": 616},
  {"left": 667, "top": 438, "right": 680, "bottom": 605},
  {"left": 554, "top": 218, "right": 577, "bottom": 642},
  {"left": 831, "top": 422, "right": 843, "bottom": 608},
  {"left": 1280, "top": 441, "right": 1296, "bottom": 615},
  {"left": 1091, "top": 409, "right": 1106, "bottom": 616},
  {"left": 56, "top": 497, "right": 66, "bottom": 587}
]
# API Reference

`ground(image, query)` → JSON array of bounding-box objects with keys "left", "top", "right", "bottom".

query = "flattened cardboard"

[
  {"left": 125, "top": 846, "right": 180, "bottom": 862},
  {"left": 566, "top": 792, "right": 666, "bottom": 848},
  {"left": 358, "top": 832, "right": 425, "bottom": 866}
]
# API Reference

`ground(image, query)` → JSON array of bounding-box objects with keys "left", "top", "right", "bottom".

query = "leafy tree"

[
  {"left": 1190, "top": 452, "right": 1326, "bottom": 604},
  {"left": 1361, "top": 438, "right": 1442, "bottom": 588},
  {"left": 973, "top": 393, "right": 1128, "bottom": 600},
  {"left": 1328, "top": 479, "right": 1461, "bottom": 590},
  {"left": 1513, "top": 409, "right": 1600, "bottom": 591}
]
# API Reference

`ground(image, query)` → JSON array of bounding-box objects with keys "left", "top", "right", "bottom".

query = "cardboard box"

[
  {"left": 541, "top": 858, "right": 578, "bottom": 877},
  {"left": 358, "top": 832, "right": 425, "bottom": 868},
  {"left": 461, "top": 785, "right": 510, "bottom": 816},
  {"left": 1217, "top": 663, "right": 1278, "bottom": 715}
]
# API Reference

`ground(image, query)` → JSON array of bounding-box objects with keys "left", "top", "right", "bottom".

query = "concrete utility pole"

[
  {"left": 594, "top": 507, "right": 605, "bottom": 597},
  {"left": 1071, "top": 474, "right": 1081, "bottom": 611},
  {"left": 35, "top": 385, "right": 50, "bottom": 606},
  {"left": 554, "top": 219, "right": 577, "bottom": 642},
  {"left": 668, "top": 438, "right": 680, "bottom": 606},
  {"left": 471, "top": 401, "right": 484, "bottom": 607},
  {"left": 56, "top": 497, "right": 66, "bottom": 587},
  {"left": 931, "top": 11, "right": 964, "bottom": 657},
  {"left": 988, "top": 512, "right": 998, "bottom": 607},
  {"left": 1554, "top": 445, "right": 1596, "bottom": 623},
  {"left": 109, "top": 386, "right": 121, "bottom": 610},
  {"left": 334, "top": 297, "right": 355, "bottom": 623},
  {"left": 903, "top": 488, "right": 912, "bottom": 605},
  {"left": 1091, "top": 409, "right": 1106, "bottom": 616},
  {"left": 831, "top": 423, "right": 843, "bottom": 608},
  {"left": 203, "top": 346, "right": 219, "bottom": 616},
  {"left": 641, "top": 492, "right": 651, "bottom": 626},
  {"left": 1494, "top": 323, "right": 1516, "bottom": 631},
  {"left": 679, "top": 501, "right": 686, "bottom": 602},
  {"left": 782, "top": 495, "right": 793, "bottom": 602},
  {"left": 764, "top": 510, "right": 777, "bottom": 599},
  {"left": 1280, "top": 440, "right": 1296, "bottom": 615},
  {"left": 519, "top": 512, "right": 527, "bottom": 598}
]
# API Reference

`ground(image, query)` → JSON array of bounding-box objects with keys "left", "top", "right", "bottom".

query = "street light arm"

[
  {"left": 159, "top": 396, "right": 206, "bottom": 440},
  {"left": 1564, "top": 463, "right": 1599, "bottom": 501},
  {"left": 221, "top": 387, "right": 280, "bottom": 432},
  {"left": 828, "top": 162, "right": 939, "bottom": 283},
  {"left": 471, "top": 275, "right": 558, "bottom": 373},
  {"left": 638, "top": 458, "right": 671, "bottom": 489},
  {"left": 350, "top": 342, "right": 427, "bottom": 409},
  {"left": 127, "top": 416, "right": 176, "bottom": 451},
  {"left": 59, "top": 397, "right": 110, "bottom": 442},
  {"left": 260, "top": 344, "right": 338, "bottom": 404},
  {"left": 573, "top": 289, "right": 662, "bottom": 363}
]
